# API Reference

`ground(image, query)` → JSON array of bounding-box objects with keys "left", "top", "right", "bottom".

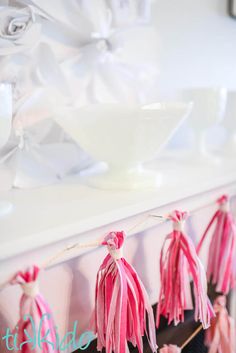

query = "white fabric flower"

[
  {"left": 23, "top": 0, "right": 159, "bottom": 104},
  {"left": 22, "top": 0, "right": 108, "bottom": 40},
  {"left": 61, "top": 23, "right": 159, "bottom": 104},
  {"left": 0, "top": 5, "right": 46, "bottom": 55}
]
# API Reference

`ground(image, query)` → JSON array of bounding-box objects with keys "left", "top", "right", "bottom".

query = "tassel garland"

[
  {"left": 197, "top": 195, "right": 236, "bottom": 294},
  {"left": 156, "top": 210, "right": 215, "bottom": 329},
  {"left": 3, "top": 198, "right": 236, "bottom": 353},
  {"left": 92, "top": 231, "right": 157, "bottom": 353}
]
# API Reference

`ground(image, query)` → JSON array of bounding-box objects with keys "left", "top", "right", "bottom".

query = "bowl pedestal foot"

[{"left": 84, "top": 165, "right": 163, "bottom": 190}]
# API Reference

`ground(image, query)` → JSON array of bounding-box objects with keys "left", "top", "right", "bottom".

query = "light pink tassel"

[
  {"left": 159, "top": 345, "right": 181, "bottom": 353},
  {"left": 205, "top": 295, "right": 236, "bottom": 353},
  {"left": 11, "top": 265, "right": 59, "bottom": 353},
  {"left": 197, "top": 195, "right": 236, "bottom": 294},
  {"left": 156, "top": 211, "right": 215, "bottom": 329},
  {"left": 92, "top": 231, "right": 157, "bottom": 353}
]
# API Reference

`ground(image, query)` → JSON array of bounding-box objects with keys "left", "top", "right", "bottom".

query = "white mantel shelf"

[{"left": 1, "top": 159, "right": 236, "bottom": 261}]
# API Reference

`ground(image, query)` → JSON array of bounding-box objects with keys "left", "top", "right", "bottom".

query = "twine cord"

[{"left": 42, "top": 214, "right": 168, "bottom": 269}]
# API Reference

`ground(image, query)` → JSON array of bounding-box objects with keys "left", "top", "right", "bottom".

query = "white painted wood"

[{"left": 0, "top": 160, "right": 236, "bottom": 260}]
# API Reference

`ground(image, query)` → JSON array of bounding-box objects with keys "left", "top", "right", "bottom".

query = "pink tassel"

[
  {"left": 156, "top": 211, "right": 215, "bottom": 329},
  {"left": 159, "top": 345, "right": 181, "bottom": 353},
  {"left": 205, "top": 295, "right": 236, "bottom": 353},
  {"left": 11, "top": 265, "right": 59, "bottom": 353},
  {"left": 92, "top": 231, "right": 157, "bottom": 353},
  {"left": 197, "top": 195, "right": 236, "bottom": 294}
]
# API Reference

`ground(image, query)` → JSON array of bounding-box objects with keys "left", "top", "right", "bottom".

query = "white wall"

[{"left": 152, "top": 0, "right": 236, "bottom": 99}]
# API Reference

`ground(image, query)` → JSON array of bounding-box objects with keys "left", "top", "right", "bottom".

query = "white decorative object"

[
  {"left": 0, "top": 83, "right": 13, "bottom": 216},
  {"left": 55, "top": 102, "right": 192, "bottom": 189},
  {"left": 0, "top": 1, "right": 160, "bottom": 190},
  {"left": 0, "top": 5, "right": 46, "bottom": 56},
  {"left": 27, "top": 0, "right": 158, "bottom": 105},
  {"left": 222, "top": 91, "right": 236, "bottom": 156},
  {"left": 61, "top": 24, "right": 159, "bottom": 105},
  {"left": 185, "top": 88, "right": 227, "bottom": 163}
]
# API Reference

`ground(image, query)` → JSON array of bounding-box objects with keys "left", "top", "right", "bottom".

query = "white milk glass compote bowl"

[
  {"left": 222, "top": 91, "right": 236, "bottom": 156},
  {"left": 56, "top": 103, "right": 192, "bottom": 190},
  {"left": 185, "top": 88, "right": 227, "bottom": 164},
  {"left": 0, "top": 83, "right": 13, "bottom": 216}
]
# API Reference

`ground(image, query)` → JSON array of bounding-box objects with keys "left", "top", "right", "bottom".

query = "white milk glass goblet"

[
  {"left": 185, "top": 87, "right": 227, "bottom": 164},
  {"left": 0, "top": 83, "right": 13, "bottom": 216}
]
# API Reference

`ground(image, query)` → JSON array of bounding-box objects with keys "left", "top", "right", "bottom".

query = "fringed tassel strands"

[
  {"left": 197, "top": 195, "right": 236, "bottom": 295},
  {"left": 205, "top": 296, "right": 236, "bottom": 353},
  {"left": 11, "top": 265, "right": 59, "bottom": 353},
  {"left": 156, "top": 211, "right": 214, "bottom": 329},
  {"left": 92, "top": 231, "right": 157, "bottom": 353}
]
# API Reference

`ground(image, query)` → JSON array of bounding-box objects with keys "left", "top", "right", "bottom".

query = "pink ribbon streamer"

[
  {"left": 159, "top": 345, "right": 181, "bottom": 353},
  {"left": 156, "top": 210, "right": 215, "bottom": 329},
  {"left": 91, "top": 231, "right": 157, "bottom": 353},
  {"left": 205, "top": 295, "right": 236, "bottom": 353},
  {"left": 11, "top": 265, "right": 59, "bottom": 353},
  {"left": 197, "top": 195, "right": 236, "bottom": 294}
]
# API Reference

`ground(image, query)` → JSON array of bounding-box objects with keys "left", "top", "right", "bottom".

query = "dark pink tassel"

[
  {"left": 156, "top": 211, "right": 215, "bottom": 329},
  {"left": 11, "top": 265, "right": 59, "bottom": 353},
  {"left": 197, "top": 195, "right": 236, "bottom": 294},
  {"left": 92, "top": 231, "right": 157, "bottom": 353}
]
